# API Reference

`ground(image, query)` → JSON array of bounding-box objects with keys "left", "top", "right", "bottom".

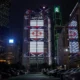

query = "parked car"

[
  {"left": 42, "top": 68, "right": 48, "bottom": 75},
  {"left": 65, "top": 68, "right": 80, "bottom": 80},
  {"left": 47, "top": 69, "right": 59, "bottom": 76},
  {"left": 56, "top": 69, "right": 66, "bottom": 77},
  {"left": 47, "top": 69, "right": 56, "bottom": 76},
  {"left": 1, "top": 71, "right": 11, "bottom": 79},
  {"left": 19, "top": 70, "right": 25, "bottom": 75},
  {"left": 62, "top": 68, "right": 77, "bottom": 80}
]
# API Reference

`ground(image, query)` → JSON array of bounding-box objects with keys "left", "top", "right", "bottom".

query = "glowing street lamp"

[
  {"left": 64, "top": 48, "right": 69, "bottom": 52},
  {"left": 43, "top": 6, "right": 46, "bottom": 9}
]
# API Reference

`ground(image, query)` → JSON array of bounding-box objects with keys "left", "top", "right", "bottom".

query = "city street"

[
  {"left": 0, "top": 0, "right": 79, "bottom": 80},
  {"left": 7, "top": 73, "right": 60, "bottom": 80}
]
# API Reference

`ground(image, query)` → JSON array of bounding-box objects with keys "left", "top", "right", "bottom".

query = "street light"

[
  {"left": 43, "top": 6, "right": 46, "bottom": 9},
  {"left": 64, "top": 48, "right": 69, "bottom": 52},
  {"left": 54, "top": 56, "right": 57, "bottom": 60}
]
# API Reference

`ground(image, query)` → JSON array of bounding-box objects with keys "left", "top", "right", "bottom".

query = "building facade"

[
  {"left": 57, "top": 2, "right": 80, "bottom": 68},
  {"left": 68, "top": 2, "right": 80, "bottom": 67},
  {"left": 22, "top": 8, "right": 52, "bottom": 69},
  {"left": 53, "top": 6, "right": 63, "bottom": 66},
  {"left": 6, "top": 40, "right": 20, "bottom": 64}
]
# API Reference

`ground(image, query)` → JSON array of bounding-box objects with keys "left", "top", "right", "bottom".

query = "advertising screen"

[
  {"left": 68, "top": 29, "right": 78, "bottom": 39},
  {"left": 69, "top": 41, "right": 79, "bottom": 53},
  {"left": 30, "top": 41, "right": 44, "bottom": 54},
  {"left": 68, "top": 20, "right": 79, "bottom": 53},
  {"left": 30, "top": 29, "right": 44, "bottom": 38},
  {"left": 69, "top": 20, "right": 77, "bottom": 27},
  {"left": 37, "top": 20, "right": 44, "bottom": 26},
  {"left": 30, "top": 20, "right": 44, "bottom": 26},
  {"left": 30, "top": 20, "right": 36, "bottom": 26}
]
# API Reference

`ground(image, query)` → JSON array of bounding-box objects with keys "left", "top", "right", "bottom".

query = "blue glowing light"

[{"left": 9, "top": 39, "right": 14, "bottom": 43}]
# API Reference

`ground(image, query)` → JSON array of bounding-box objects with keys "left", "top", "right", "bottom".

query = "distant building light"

[
  {"left": 9, "top": 39, "right": 14, "bottom": 43},
  {"left": 64, "top": 48, "right": 68, "bottom": 52},
  {"left": 43, "top": 6, "right": 45, "bottom": 9},
  {"left": 54, "top": 56, "right": 57, "bottom": 60},
  {"left": 54, "top": 7, "right": 60, "bottom": 13}
]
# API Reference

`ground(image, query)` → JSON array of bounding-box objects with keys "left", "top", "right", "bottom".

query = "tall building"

[
  {"left": 22, "top": 7, "right": 52, "bottom": 70},
  {"left": 57, "top": 2, "right": 80, "bottom": 68},
  {"left": 67, "top": 2, "right": 80, "bottom": 67},
  {"left": 53, "top": 6, "right": 63, "bottom": 66},
  {"left": 0, "top": 0, "right": 11, "bottom": 39},
  {"left": 0, "top": 0, "right": 11, "bottom": 27},
  {"left": 0, "top": 0, "right": 11, "bottom": 63}
]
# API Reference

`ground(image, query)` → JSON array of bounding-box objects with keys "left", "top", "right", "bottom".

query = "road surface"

[{"left": 7, "top": 72, "right": 60, "bottom": 80}]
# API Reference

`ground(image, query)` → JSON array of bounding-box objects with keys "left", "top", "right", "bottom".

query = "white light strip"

[
  {"left": 48, "top": 18, "right": 52, "bottom": 65},
  {"left": 70, "top": 2, "right": 78, "bottom": 17}
]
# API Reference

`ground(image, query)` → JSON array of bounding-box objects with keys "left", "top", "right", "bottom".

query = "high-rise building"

[
  {"left": 53, "top": 6, "right": 63, "bottom": 66},
  {"left": 0, "top": 0, "right": 11, "bottom": 27},
  {"left": 0, "top": 0, "right": 11, "bottom": 63},
  {"left": 22, "top": 7, "right": 52, "bottom": 70},
  {"left": 67, "top": 2, "right": 80, "bottom": 67},
  {"left": 57, "top": 2, "right": 80, "bottom": 68}
]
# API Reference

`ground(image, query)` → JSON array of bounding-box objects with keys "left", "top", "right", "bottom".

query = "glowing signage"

[
  {"left": 30, "top": 20, "right": 44, "bottom": 26},
  {"left": 54, "top": 6, "right": 60, "bottom": 13},
  {"left": 68, "top": 20, "right": 79, "bottom": 53},
  {"left": 9, "top": 39, "right": 14, "bottom": 43},
  {"left": 30, "top": 29, "right": 44, "bottom": 39},
  {"left": 69, "top": 42, "right": 79, "bottom": 53},
  {"left": 68, "top": 29, "right": 78, "bottom": 39},
  {"left": 30, "top": 41, "right": 44, "bottom": 54},
  {"left": 69, "top": 20, "right": 77, "bottom": 27}
]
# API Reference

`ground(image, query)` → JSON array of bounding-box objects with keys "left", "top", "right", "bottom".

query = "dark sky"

[{"left": 9, "top": 0, "right": 78, "bottom": 41}]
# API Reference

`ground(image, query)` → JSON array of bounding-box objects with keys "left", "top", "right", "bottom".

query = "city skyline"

[{"left": 9, "top": 0, "right": 77, "bottom": 41}]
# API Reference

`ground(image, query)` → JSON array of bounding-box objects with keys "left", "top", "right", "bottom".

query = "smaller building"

[
  {"left": 6, "top": 39, "right": 20, "bottom": 64},
  {"left": 0, "top": 40, "right": 6, "bottom": 62},
  {"left": 56, "top": 25, "right": 69, "bottom": 68}
]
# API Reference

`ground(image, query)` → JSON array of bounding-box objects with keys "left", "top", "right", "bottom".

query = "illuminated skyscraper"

[
  {"left": 53, "top": 6, "right": 63, "bottom": 65},
  {"left": 22, "top": 7, "right": 52, "bottom": 69}
]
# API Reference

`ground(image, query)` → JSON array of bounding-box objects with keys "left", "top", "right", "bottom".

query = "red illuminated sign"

[{"left": 32, "top": 30, "right": 42, "bottom": 36}]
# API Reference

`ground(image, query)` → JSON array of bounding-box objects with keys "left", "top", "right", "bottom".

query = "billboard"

[
  {"left": 68, "top": 29, "right": 78, "bottom": 39},
  {"left": 30, "top": 20, "right": 44, "bottom": 26},
  {"left": 69, "top": 42, "right": 79, "bottom": 53},
  {"left": 30, "top": 29, "right": 44, "bottom": 39},
  {"left": 30, "top": 41, "right": 44, "bottom": 54},
  {"left": 68, "top": 20, "right": 79, "bottom": 53},
  {"left": 68, "top": 20, "right": 77, "bottom": 27}
]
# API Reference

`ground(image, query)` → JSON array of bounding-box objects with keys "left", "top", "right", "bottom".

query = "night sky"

[{"left": 9, "top": 0, "right": 78, "bottom": 41}]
